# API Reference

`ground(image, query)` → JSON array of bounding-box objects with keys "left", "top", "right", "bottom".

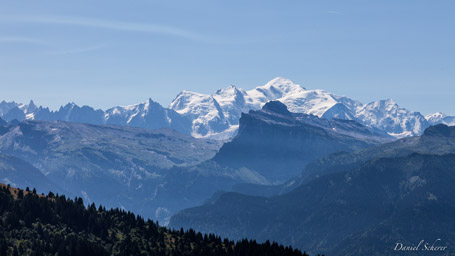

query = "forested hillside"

[{"left": 0, "top": 183, "right": 311, "bottom": 256}]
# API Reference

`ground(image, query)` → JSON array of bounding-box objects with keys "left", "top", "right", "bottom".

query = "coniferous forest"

[{"left": 0, "top": 183, "right": 311, "bottom": 256}]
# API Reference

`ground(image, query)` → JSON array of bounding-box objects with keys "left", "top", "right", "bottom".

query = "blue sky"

[{"left": 0, "top": 0, "right": 454, "bottom": 115}]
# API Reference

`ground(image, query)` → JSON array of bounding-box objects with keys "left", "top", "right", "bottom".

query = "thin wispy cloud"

[
  {"left": 44, "top": 44, "right": 106, "bottom": 56},
  {"left": 0, "top": 15, "right": 207, "bottom": 42},
  {"left": 0, "top": 36, "right": 49, "bottom": 46}
]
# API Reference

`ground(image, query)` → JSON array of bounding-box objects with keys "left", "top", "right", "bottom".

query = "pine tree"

[{"left": 17, "top": 189, "right": 24, "bottom": 199}]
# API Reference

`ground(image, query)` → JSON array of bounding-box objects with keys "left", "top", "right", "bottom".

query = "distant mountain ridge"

[
  {"left": 0, "top": 100, "right": 390, "bottom": 224},
  {"left": 172, "top": 153, "right": 455, "bottom": 256},
  {"left": 123, "top": 101, "right": 390, "bottom": 223},
  {"left": 1, "top": 77, "right": 453, "bottom": 139},
  {"left": 235, "top": 123, "right": 455, "bottom": 197},
  {"left": 0, "top": 99, "right": 192, "bottom": 136},
  {"left": 171, "top": 125, "right": 455, "bottom": 255},
  {"left": 0, "top": 119, "right": 221, "bottom": 223}
]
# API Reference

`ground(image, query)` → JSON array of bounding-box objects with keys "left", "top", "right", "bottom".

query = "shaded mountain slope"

[
  {"left": 296, "top": 123, "right": 455, "bottom": 185},
  {"left": 0, "top": 102, "right": 396, "bottom": 225},
  {"left": 0, "top": 120, "right": 221, "bottom": 223},
  {"left": 143, "top": 100, "right": 392, "bottom": 222},
  {"left": 212, "top": 101, "right": 392, "bottom": 182},
  {"left": 0, "top": 154, "right": 66, "bottom": 196},
  {"left": 171, "top": 153, "right": 455, "bottom": 255},
  {"left": 139, "top": 101, "right": 392, "bottom": 223},
  {"left": 244, "top": 123, "right": 455, "bottom": 197},
  {"left": 242, "top": 124, "right": 455, "bottom": 197}
]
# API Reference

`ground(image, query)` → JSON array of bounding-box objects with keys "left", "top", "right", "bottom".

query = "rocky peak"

[{"left": 261, "top": 101, "right": 291, "bottom": 116}]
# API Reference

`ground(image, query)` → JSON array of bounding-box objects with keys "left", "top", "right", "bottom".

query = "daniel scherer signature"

[{"left": 394, "top": 239, "right": 448, "bottom": 252}]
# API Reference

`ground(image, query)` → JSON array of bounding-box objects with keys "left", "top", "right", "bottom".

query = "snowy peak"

[
  {"left": 59, "top": 102, "right": 77, "bottom": 112},
  {"left": 322, "top": 102, "right": 356, "bottom": 121},
  {"left": 25, "top": 100, "right": 37, "bottom": 113},
  {"left": 426, "top": 112, "right": 446, "bottom": 121},
  {"left": 106, "top": 98, "right": 158, "bottom": 119},
  {"left": 169, "top": 90, "right": 222, "bottom": 118},
  {"left": 137, "top": 98, "right": 162, "bottom": 113},
  {"left": 144, "top": 97, "right": 157, "bottom": 109},
  {"left": 213, "top": 85, "right": 246, "bottom": 106},
  {"left": 245, "top": 77, "right": 306, "bottom": 106},
  {"left": 356, "top": 99, "right": 429, "bottom": 138},
  {"left": 364, "top": 99, "right": 399, "bottom": 112},
  {"left": 279, "top": 89, "right": 342, "bottom": 117},
  {"left": 214, "top": 84, "right": 240, "bottom": 96},
  {"left": 103, "top": 98, "right": 192, "bottom": 134},
  {"left": 426, "top": 112, "right": 455, "bottom": 126},
  {"left": 169, "top": 90, "right": 229, "bottom": 138},
  {"left": 258, "top": 77, "right": 306, "bottom": 93}
]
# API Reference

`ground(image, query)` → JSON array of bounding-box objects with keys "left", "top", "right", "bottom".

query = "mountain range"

[
  {"left": 2, "top": 77, "right": 454, "bottom": 140},
  {"left": 2, "top": 77, "right": 455, "bottom": 255},
  {"left": 0, "top": 99, "right": 192, "bottom": 136},
  {"left": 140, "top": 101, "right": 392, "bottom": 223},
  {"left": 170, "top": 124, "right": 455, "bottom": 255},
  {"left": 0, "top": 100, "right": 390, "bottom": 224}
]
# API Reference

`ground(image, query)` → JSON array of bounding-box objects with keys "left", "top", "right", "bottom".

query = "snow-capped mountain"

[
  {"left": 355, "top": 99, "right": 429, "bottom": 138},
  {"left": 105, "top": 98, "right": 192, "bottom": 134},
  {"left": 0, "top": 98, "right": 191, "bottom": 135},
  {"left": 1, "top": 77, "right": 454, "bottom": 139},
  {"left": 0, "top": 100, "right": 38, "bottom": 121},
  {"left": 168, "top": 77, "right": 352, "bottom": 139},
  {"left": 169, "top": 91, "right": 231, "bottom": 138},
  {"left": 425, "top": 112, "right": 455, "bottom": 126},
  {"left": 169, "top": 77, "right": 447, "bottom": 139}
]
